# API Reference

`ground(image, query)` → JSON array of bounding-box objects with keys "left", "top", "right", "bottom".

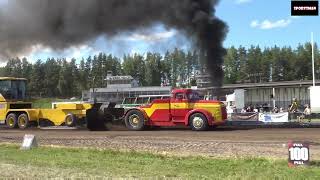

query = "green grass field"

[{"left": 0, "top": 145, "right": 319, "bottom": 179}]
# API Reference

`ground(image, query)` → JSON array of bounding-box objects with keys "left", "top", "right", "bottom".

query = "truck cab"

[
  {"left": 0, "top": 77, "right": 34, "bottom": 128},
  {"left": 124, "top": 89, "right": 227, "bottom": 131},
  {"left": 0, "top": 77, "right": 27, "bottom": 101}
]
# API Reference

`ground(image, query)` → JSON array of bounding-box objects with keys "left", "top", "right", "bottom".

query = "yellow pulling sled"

[{"left": 0, "top": 77, "right": 123, "bottom": 130}]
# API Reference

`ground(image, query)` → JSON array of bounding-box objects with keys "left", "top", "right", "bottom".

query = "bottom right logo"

[{"left": 288, "top": 141, "right": 310, "bottom": 167}]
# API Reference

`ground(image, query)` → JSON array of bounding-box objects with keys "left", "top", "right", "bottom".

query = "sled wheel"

[
  {"left": 65, "top": 114, "right": 77, "bottom": 127},
  {"left": 6, "top": 113, "right": 18, "bottom": 129},
  {"left": 18, "top": 113, "right": 30, "bottom": 129}
]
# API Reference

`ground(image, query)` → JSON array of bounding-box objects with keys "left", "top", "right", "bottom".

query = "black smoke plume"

[{"left": 0, "top": 0, "right": 228, "bottom": 87}]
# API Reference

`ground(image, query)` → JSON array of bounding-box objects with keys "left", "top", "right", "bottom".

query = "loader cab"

[{"left": 0, "top": 77, "right": 27, "bottom": 101}]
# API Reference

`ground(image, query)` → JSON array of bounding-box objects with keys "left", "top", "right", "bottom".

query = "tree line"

[
  {"left": 0, "top": 43, "right": 319, "bottom": 98},
  {"left": 224, "top": 43, "right": 319, "bottom": 84},
  {"left": 0, "top": 48, "right": 199, "bottom": 97}
]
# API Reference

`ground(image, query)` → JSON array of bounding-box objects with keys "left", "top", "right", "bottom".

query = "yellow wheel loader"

[{"left": 0, "top": 77, "right": 124, "bottom": 130}]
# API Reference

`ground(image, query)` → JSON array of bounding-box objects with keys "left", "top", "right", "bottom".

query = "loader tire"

[
  {"left": 6, "top": 113, "right": 18, "bottom": 129},
  {"left": 65, "top": 114, "right": 77, "bottom": 127},
  {"left": 18, "top": 113, "right": 30, "bottom": 129},
  {"left": 125, "top": 110, "right": 145, "bottom": 131},
  {"left": 86, "top": 108, "right": 107, "bottom": 131}
]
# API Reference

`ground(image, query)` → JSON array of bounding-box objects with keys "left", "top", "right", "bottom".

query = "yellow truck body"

[
  {"left": 0, "top": 99, "right": 94, "bottom": 128},
  {"left": 0, "top": 77, "right": 95, "bottom": 128}
]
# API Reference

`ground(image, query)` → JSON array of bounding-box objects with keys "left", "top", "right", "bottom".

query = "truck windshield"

[
  {"left": 187, "top": 92, "right": 200, "bottom": 101},
  {"left": 0, "top": 80, "right": 26, "bottom": 100}
]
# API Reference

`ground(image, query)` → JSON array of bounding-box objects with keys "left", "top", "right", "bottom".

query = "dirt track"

[{"left": 1, "top": 126, "right": 320, "bottom": 159}]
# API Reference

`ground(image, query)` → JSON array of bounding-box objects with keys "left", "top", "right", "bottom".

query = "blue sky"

[
  {"left": 1, "top": 0, "right": 320, "bottom": 62},
  {"left": 217, "top": 0, "right": 320, "bottom": 48}
]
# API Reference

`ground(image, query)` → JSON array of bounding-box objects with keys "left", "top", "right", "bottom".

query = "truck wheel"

[
  {"left": 6, "top": 113, "right": 18, "bottom": 129},
  {"left": 125, "top": 110, "right": 145, "bottom": 131},
  {"left": 65, "top": 114, "right": 77, "bottom": 127},
  {"left": 18, "top": 113, "right": 30, "bottom": 129},
  {"left": 190, "top": 113, "right": 208, "bottom": 131}
]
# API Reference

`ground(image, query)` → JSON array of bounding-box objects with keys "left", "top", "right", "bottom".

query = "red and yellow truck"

[{"left": 124, "top": 89, "right": 227, "bottom": 131}]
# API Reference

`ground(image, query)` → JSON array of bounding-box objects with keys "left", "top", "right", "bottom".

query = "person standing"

[
  {"left": 289, "top": 98, "right": 298, "bottom": 113},
  {"left": 303, "top": 104, "right": 312, "bottom": 123},
  {"left": 289, "top": 98, "right": 299, "bottom": 121}
]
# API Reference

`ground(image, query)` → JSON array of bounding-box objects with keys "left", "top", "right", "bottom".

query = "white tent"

[
  {"left": 226, "top": 93, "right": 235, "bottom": 102},
  {"left": 309, "top": 86, "right": 320, "bottom": 113}
]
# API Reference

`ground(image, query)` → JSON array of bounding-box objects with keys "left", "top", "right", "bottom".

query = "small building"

[
  {"left": 105, "top": 74, "right": 139, "bottom": 88},
  {"left": 82, "top": 72, "right": 172, "bottom": 103}
]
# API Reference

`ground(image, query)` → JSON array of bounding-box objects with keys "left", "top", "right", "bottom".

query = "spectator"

[
  {"left": 289, "top": 98, "right": 298, "bottom": 113},
  {"left": 246, "top": 105, "right": 252, "bottom": 112},
  {"left": 262, "top": 103, "right": 269, "bottom": 112},
  {"left": 279, "top": 107, "right": 284, "bottom": 113},
  {"left": 232, "top": 105, "right": 237, "bottom": 113},
  {"left": 241, "top": 108, "right": 247, "bottom": 113},
  {"left": 259, "top": 105, "right": 264, "bottom": 113},
  {"left": 273, "top": 106, "right": 279, "bottom": 113},
  {"left": 287, "top": 105, "right": 293, "bottom": 121},
  {"left": 227, "top": 102, "right": 235, "bottom": 114},
  {"left": 303, "top": 104, "right": 312, "bottom": 123}
]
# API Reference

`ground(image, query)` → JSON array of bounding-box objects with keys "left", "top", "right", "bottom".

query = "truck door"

[
  {"left": 171, "top": 92, "right": 189, "bottom": 121},
  {"left": 146, "top": 99, "right": 170, "bottom": 122}
]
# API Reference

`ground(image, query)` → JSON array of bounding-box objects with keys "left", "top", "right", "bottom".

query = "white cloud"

[
  {"left": 30, "top": 44, "right": 52, "bottom": 54},
  {"left": 250, "top": 18, "right": 292, "bottom": 30},
  {"left": 235, "top": 0, "right": 252, "bottom": 4},
  {"left": 23, "top": 44, "right": 100, "bottom": 63},
  {"left": 291, "top": 16, "right": 301, "bottom": 19},
  {"left": 0, "top": 61, "right": 6, "bottom": 67},
  {"left": 65, "top": 45, "right": 99, "bottom": 62},
  {"left": 250, "top": 20, "right": 259, "bottom": 28},
  {"left": 261, "top": 19, "right": 292, "bottom": 29},
  {"left": 127, "top": 30, "right": 176, "bottom": 42}
]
